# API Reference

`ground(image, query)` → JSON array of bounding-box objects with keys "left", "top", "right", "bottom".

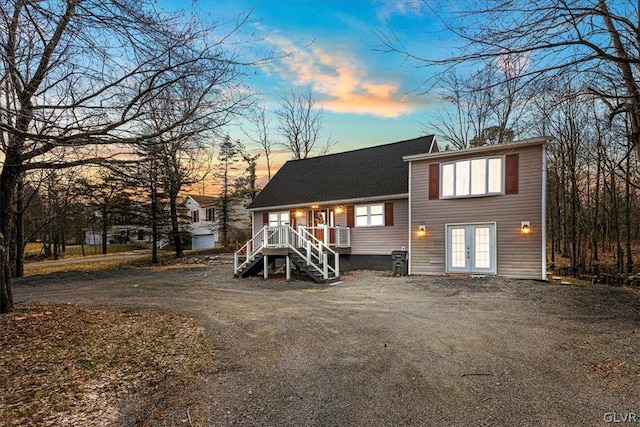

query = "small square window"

[{"left": 354, "top": 204, "right": 385, "bottom": 227}]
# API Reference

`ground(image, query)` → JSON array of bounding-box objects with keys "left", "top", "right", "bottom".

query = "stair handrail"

[
  {"left": 293, "top": 226, "right": 339, "bottom": 280},
  {"left": 234, "top": 225, "right": 269, "bottom": 274},
  {"left": 235, "top": 225, "right": 340, "bottom": 281}
]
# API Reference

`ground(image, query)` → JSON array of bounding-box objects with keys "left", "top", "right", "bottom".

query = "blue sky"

[{"left": 158, "top": 0, "right": 455, "bottom": 178}]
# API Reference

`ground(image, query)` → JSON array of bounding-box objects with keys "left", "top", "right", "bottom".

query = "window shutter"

[
  {"left": 347, "top": 206, "right": 354, "bottom": 228},
  {"left": 262, "top": 212, "right": 269, "bottom": 226},
  {"left": 505, "top": 154, "right": 519, "bottom": 194},
  {"left": 385, "top": 203, "right": 394, "bottom": 226},
  {"left": 429, "top": 164, "right": 440, "bottom": 200}
]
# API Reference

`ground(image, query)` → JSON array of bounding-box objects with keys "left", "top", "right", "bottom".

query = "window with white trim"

[
  {"left": 268, "top": 211, "right": 290, "bottom": 226},
  {"left": 355, "top": 204, "right": 384, "bottom": 227},
  {"left": 441, "top": 156, "right": 504, "bottom": 198},
  {"left": 205, "top": 207, "right": 215, "bottom": 222},
  {"left": 191, "top": 210, "right": 199, "bottom": 222}
]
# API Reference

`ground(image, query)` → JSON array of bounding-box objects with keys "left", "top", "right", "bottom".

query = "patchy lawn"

[{"left": 0, "top": 303, "right": 216, "bottom": 427}]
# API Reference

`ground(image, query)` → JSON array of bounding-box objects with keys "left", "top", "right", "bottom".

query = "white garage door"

[{"left": 192, "top": 235, "right": 215, "bottom": 250}]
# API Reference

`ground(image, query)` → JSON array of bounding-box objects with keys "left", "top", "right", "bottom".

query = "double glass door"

[{"left": 446, "top": 223, "right": 496, "bottom": 274}]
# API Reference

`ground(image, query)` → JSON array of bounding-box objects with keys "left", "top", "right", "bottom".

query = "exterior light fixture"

[
  {"left": 417, "top": 225, "right": 426, "bottom": 237},
  {"left": 521, "top": 221, "right": 531, "bottom": 234},
  {"left": 335, "top": 206, "right": 344, "bottom": 214},
  {"left": 311, "top": 204, "right": 319, "bottom": 209},
  {"left": 295, "top": 210, "right": 303, "bottom": 218}
]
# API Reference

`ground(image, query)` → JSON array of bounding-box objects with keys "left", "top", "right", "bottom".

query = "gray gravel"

[{"left": 14, "top": 258, "right": 640, "bottom": 426}]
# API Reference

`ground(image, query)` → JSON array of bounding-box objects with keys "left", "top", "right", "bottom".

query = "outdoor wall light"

[
  {"left": 295, "top": 210, "right": 304, "bottom": 218},
  {"left": 417, "top": 225, "right": 427, "bottom": 237},
  {"left": 335, "top": 206, "right": 344, "bottom": 214},
  {"left": 521, "top": 221, "right": 531, "bottom": 234}
]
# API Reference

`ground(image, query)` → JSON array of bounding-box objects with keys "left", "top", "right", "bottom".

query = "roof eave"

[
  {"left": 402, "top": 136, "right": 551, "bottom": 163},
  {"left": 247, "top": 193, "right": 409, "bottom": 212}
]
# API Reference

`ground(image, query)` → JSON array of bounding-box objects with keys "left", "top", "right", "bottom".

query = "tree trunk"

[
  {"left": 169, "top": 195, "right": 183, "bottom": 258},
  {"left": 14, "top": 180, "right": 24, "bottom": 278},
  {"left": 592, "top": 140, "right": 601, "bottom": 263},
  {"left": 625, "top": 149, "right": 634, "bottom": 273},
  {"left": 151, "top": 182, "right": 158, "bottom": 264},
  {"left": 101, "top": 206, "right": 108, "bottom": 255},
  {"left": 0, "top": 155, "right": 20, "bottom": 313}
]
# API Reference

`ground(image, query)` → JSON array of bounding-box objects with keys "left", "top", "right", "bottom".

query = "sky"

[{"left": 156, "top": 0, "right": 456, "bottom": 184}]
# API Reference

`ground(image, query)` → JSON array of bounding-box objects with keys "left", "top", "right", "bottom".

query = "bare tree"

[
  {"left": 77, "top": 171, "right": 129, "bottom": 256},
  {"left": 383, "top": 1, "right": 640, "bottom": 155},
  {"left": 215, "top": 135, "right": 241, "bottom": 245},
  {"left": 0, "top": 0, "right": 252, "bottom": 313},
  {"left": 275, "top": 86, "right": 334, "bottom": 159},
  {"left": 426, "top": 60, "right": 528, "bottom": 149},
  {"left": 243, "top": 106, "right": 274, "bottom": 180},
  {"left": 143, "top": 76, "right": 238, "bottom": 258}
]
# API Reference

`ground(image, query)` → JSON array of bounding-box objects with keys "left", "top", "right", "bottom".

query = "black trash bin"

[{"left": 391, "top": 250, "right": 408, "bottom": 276}]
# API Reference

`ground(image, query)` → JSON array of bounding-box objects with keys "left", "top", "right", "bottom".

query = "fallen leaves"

[{"left": 0, "top": 303, "right": 216, "bottom": 426}]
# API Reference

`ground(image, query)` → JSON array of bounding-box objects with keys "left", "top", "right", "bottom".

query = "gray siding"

[
  {"left": 251, "top": 200, "right": 408, "bottom": 255},
  {"left": 409, "top": 144, "right": 545, "bottom": 279},
  {"left": 339, "top": 199, "right": 409, "bottom": 255}
]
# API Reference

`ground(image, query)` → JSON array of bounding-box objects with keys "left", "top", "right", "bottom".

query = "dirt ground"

[{"left": 13, "top": 256, "right": 640, "bottom": 426}]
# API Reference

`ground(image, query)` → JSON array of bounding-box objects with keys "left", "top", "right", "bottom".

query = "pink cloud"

[{"left": 263, "top": 35, "right": 419, "bottom": 118}]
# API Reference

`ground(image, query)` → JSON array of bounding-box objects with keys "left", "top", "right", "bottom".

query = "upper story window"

[
  {"left": 355, "top": 204, "right": 384, "bottom": 227},
  {"left": 191, "top": 210, "right": 199, "bottom": 223},
  {"left": 205, "top": 207, "right": 215, "bottom": 222},
  {"left": 269, "top": 211, "right": 290, "bottom": 227},
  {"left": 440, "top": 156, "right": 503, "bottom": 198}
]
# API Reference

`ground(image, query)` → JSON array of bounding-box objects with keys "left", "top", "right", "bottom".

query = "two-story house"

[
  {"left": 183, "top": 194, "right": 252, "bottom": 249},
  {"left": 234, "top": 135, "right": 548, "bottom": 282},
  {"left": 184, "top": 195, "right": 219, "bottom": 249}
]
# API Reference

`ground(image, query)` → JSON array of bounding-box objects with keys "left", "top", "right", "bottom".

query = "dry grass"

[
  {"left": 0, "top": 303, "right": 216, "bottom": 427},
  {"left": 24, "top": 243, "right": 148, "bottom": 260},
  {"left": 22, "top": 256, "right": 174, "bottom": 277}
]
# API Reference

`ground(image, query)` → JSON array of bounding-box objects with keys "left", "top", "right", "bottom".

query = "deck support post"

[
  {"left": 323, "top": 253, "right": 328, "bottom": 280},
  {"left": 334, "top": 253, "right": 339, "bottom": 279},
  {"left": 286, "top": 255, "right": 291, "bottom": 281},
  {"left": 234, "top": 252, "right": 238, "bottom": 275},
  {"left": 263, "top": 255, "right": 269, "bottom": 280}
]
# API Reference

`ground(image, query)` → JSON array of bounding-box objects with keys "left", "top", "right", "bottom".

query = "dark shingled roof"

[{"left": 248, "top": 135, "right": 436, "bottom": 210}]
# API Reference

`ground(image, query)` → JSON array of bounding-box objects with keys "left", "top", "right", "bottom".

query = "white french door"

[{"left": 446, "top": 223, "right": 496, "bottom": 274}]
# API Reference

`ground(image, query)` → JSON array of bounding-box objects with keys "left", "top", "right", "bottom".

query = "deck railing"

[
  {"left": 234, "top": 225, "right": 340, "bottom": 281},
  {"left": 301, "top": 225, "right": 350, "bottom": 248}
]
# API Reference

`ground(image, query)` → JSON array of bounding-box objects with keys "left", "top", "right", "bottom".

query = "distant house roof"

[
  {"left": 247, "top": 135, "right": 438, "bottom": 210},
  {"left": 186, "top": 195, "right": 218, "bottom": 207}
]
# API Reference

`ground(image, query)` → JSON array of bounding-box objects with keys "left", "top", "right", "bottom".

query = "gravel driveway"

[{"left": 14, "top": 257, "right": 640, "bottom": 426}]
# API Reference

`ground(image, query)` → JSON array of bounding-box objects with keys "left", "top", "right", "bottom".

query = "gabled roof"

[
  {"left": 185, "top": 195, "right": 218, "bottom": 207},
  {"left": 403, "top": 136, "right": 549, "bottom": 162},
  {"left": 247, "top": 135, "right": 437, "bottom": 210}
]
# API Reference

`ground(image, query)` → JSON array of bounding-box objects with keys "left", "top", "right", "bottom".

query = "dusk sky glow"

[{"left": 158, "top": 0, "right": 457, "bottom": 184}]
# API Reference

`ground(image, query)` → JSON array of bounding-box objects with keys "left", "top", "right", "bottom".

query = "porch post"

[
  {"left": 336, "top": 226, "right": 340, "bottom": 247},
  {"left": 234, "top": 252, "right": 238, "bottom": 274},
  {"left": 334, "top": 253, "right": 339, "bottom": 279},
  {"left": 323, "top": 253, "right": 328, "bottom": 280},
  {"left": 286, "top": 255, "right": 291, "bottom": 281},
  {"left": 263, "top": 254, "right": 269, "bottom": 280},
  {"left": 323, "top": 224, "right": 329, "bottom": 246}
]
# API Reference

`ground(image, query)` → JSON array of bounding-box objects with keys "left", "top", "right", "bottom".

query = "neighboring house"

[
  {"left": 183, "top": 194, "right": 252, "bottom": 249},
  {"left": 235, "top": 135, "right": 548, "bottom": 282},
  {"left": 184, "top": 195, "right": 219, "bottom": 250},
  {"left": 85, "top": 226, "right": 152, "bottom": 246}
]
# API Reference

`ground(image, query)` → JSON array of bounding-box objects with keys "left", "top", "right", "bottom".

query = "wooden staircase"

[{"left": 234, "top": 225, "right": 340, "bottom": 283}]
